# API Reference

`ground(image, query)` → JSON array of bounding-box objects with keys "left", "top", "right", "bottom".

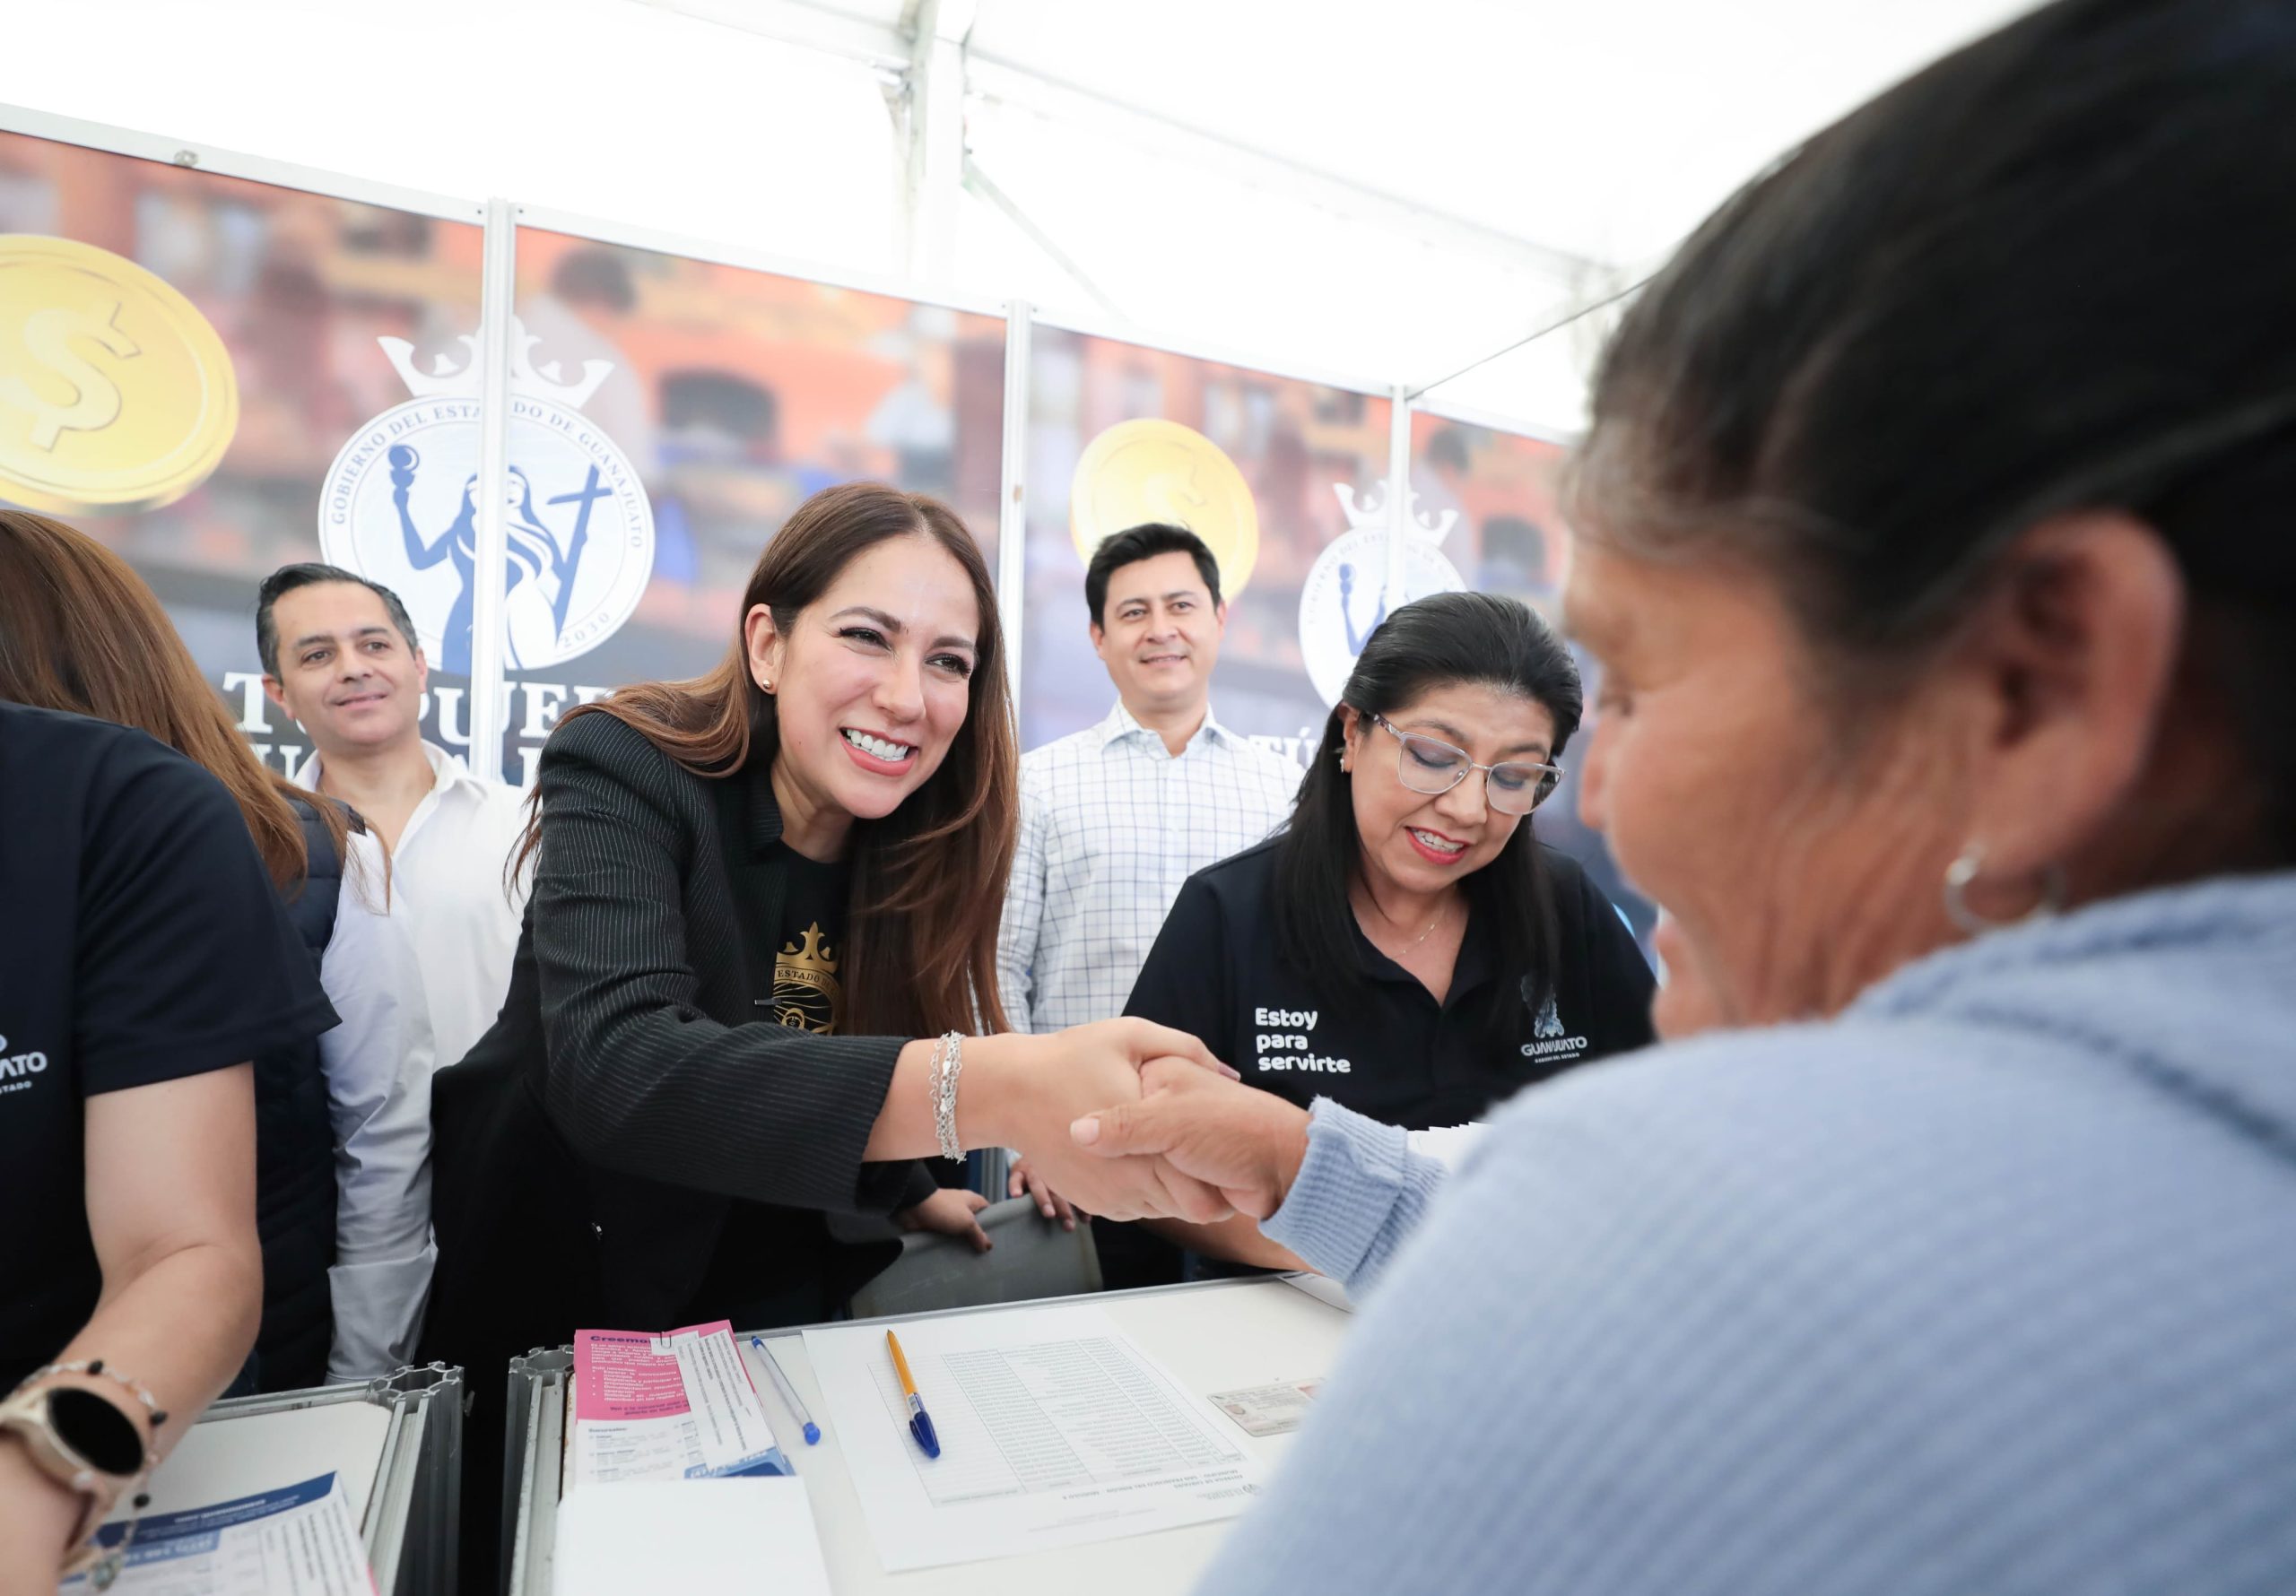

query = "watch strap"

[{"left": 0, "top": 1385, "right": 150, "bottom": 1573}]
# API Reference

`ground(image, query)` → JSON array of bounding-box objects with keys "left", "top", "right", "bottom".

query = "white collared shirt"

[
  {"left": 296, "top": 741, "right": 530, "bottom": 1071},
  {"left": 323, "top": 829, "right": 437, "bottom": 1382},
  {"left": 996, "top": 700, "right": 1300, "bottom": 1034}
]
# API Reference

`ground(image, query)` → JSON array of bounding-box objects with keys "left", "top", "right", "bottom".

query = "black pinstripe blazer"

[{"left": 425, "top": 709, "right": 936, "bottom": 1365}]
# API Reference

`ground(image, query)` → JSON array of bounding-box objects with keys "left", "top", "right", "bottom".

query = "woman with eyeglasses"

[{"left": 1114, "top": 589, "right": 1656, "bottom": 1271}]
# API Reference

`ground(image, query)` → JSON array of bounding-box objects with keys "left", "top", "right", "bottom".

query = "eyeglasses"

[{"left": 1363, "top": 711, "right": 1562, "bottom": 815}]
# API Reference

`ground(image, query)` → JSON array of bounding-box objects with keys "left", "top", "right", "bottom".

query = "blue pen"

[
  {"left": 885, "top": 1331, "right": 941, "bottom": 1459},
  {"left": 750, "top": 1334, "right": 821, "bottom": 1445}
]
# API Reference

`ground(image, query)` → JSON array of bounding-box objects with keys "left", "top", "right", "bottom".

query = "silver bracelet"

[
  {"left": 926, "top": 1033, "right": 947, "bottom": 1139},
  {"left": 926, "top": 1033, "right": 949, "bottom": 1154},
  {"left": 931, "top": 1030, "right": 965, "bottom": 1161}
]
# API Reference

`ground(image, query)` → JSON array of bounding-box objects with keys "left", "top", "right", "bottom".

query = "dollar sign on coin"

[
  {"left": 0, "top": 236, "right": 239, "bottom": 513},
  {"left": 1071, "top": 419, "right": 1260, "bottom": 601},
  {"left": 6, "top": 302, "right": 136, "bottom": 448}
]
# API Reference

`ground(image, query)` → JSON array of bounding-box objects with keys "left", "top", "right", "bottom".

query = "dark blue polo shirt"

[{"left": 1126, "top": 837, "right": 1657, "bottom": 1130}]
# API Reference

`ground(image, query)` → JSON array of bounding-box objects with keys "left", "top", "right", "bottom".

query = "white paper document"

[
  {"left": 64, "top": 1471, "right": 370, "bottom": 1595},
  {"left": 1407, "top": 1120, "right": 1489, "bottom": 1169},
  {"left": 567, "top": 1319, "right": 789, "bottom": 1488},
  {"left": 806, "top": 1301, "right": 1263, "bottom": 1572},
  {"left": 553, "top": 1476, "right": 831, "bottom": 1595},
  {"left": 1280, "top": 1271, "right": 1355, "bottom": 1314}
]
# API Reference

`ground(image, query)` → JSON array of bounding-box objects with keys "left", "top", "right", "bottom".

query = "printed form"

[
  {"left": 568, "top": 1319, "right": 789, "bottom": 1488},
  {"left": 64, "top": 1472, "right": 369, "bottom": 1595},
  {"left": 805, "top": 1301, "right": 1263, "bottom": 1571}
]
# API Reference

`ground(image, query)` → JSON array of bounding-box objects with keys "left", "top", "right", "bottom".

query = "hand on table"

[
  {"left": 1068, "top": 1058, "right": 1312, "bottom": 1221},
  {"left": 899, "top": 1187, "right": 993, "bottom": 1253},
  {"left": 1007, "top": 1158, "right": 1077, "bottom": 1231}
]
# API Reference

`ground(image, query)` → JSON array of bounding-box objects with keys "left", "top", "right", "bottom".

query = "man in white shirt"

[
  {"left": 996, "top": 524, "right": 1299, "bottom": 1277},
  {"left": 257, "top": 564, "right": 531, "bottom": 1071},
  {"left": 313, "top": 820, "right": 438, "bottom": 1383}
]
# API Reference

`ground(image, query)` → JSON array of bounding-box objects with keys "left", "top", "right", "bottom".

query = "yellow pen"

[{"left": 886, "top": 1331, "right": 941, "bottom": 1459}]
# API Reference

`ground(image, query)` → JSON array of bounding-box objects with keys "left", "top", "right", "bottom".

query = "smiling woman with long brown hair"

[{"left": 423, "top": 482, "right": 1238, "bottom": 1392}]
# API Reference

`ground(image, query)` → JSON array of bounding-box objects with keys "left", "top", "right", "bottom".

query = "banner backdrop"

[
  {"left": 1, "top": 118, "right": 1650, "bottom": 950},
  {"left": 1408, "top": 411, "right": 1655, "bottom": 943},
  {"left": 479, "top": 229, "right": 1009, "bottom": 782},
  {"left": 1022, "top": 328, "right": 1395, "bottom": 762},
  {"left": 0, "top": 128, "right": 484, "bottom": 774}
]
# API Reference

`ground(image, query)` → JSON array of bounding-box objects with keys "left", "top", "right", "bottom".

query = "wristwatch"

[{"left": 0, "top": 1378, "right": 154, "bottom": 1581}]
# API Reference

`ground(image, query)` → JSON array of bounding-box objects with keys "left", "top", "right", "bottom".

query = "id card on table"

[{"left": 1209, "top": 1378, "right": 1324, "bottom": 1437}]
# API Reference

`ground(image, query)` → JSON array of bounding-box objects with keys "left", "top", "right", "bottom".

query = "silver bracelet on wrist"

[{"left": 929, "top": 1030, "right": 965, "bottom": 1161}]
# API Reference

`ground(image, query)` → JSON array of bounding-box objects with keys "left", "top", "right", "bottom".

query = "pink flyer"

[{"left": 568, "top": 1319, "right": 789, "bottom": 1487}]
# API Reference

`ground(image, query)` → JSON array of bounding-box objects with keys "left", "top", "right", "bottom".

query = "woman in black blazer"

[{"left": 425, "top": 484, "right": 1232, "bottom": 1378}]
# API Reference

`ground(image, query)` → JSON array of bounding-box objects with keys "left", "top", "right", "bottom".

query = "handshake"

[{"left": 964, "top": 1019, "right": 1312, "bottom": 1229}]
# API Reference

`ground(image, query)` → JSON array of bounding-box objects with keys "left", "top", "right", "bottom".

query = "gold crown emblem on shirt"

[{"left": 780, "top": 923, "right": 839, "bottom": 976}]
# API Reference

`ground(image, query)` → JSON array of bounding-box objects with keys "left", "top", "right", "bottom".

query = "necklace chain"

[{"left": 1365, "top": 890, "right": 1454, "bottom": 949}]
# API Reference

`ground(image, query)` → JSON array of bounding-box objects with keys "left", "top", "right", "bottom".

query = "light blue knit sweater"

[{"left": 1203, "top": 872, "right": 2296, "bottom": 1595}]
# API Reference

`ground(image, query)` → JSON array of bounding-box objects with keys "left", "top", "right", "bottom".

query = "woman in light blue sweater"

[{"left": 1070, "top": 1, "right": 2296, "bottom": 1590}]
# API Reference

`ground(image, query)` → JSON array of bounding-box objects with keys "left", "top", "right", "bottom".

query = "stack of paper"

[
  {"left": 566, "top": 1319, "right": 788, "bottom": 1488},
  {"left": 557, "top": 1319, "right": 830, "bottom": 1591},
  {"left": 1407, "top": 1120, "right": 1488, "bottom": 1168},
  {"left": 554, "top": 1477, "right": 832, "bottom": 1596},
  {"left": 805, "top": 1300, "right": 1266, "bottom": 1572}
]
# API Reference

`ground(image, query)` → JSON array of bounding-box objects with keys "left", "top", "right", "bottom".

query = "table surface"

[{"left": 548, "top": 1276, "right": 1353, "bottom": 1594}]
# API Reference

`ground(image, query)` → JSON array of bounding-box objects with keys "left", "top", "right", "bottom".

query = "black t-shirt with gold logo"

[
  {"left": 681, "top": 838, "right": 872, "bottom": 1331},
  {"left": 768, "top": 845, "right": 851, "bottom": 1035}
]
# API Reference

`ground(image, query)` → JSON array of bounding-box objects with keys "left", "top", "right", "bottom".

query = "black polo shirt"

[
  {"left": 1126, "top": 837, "right": 1657, "bottom": 1132},
  {"left": 0, "top": 704, "right": 337, "bottom": 1388}
]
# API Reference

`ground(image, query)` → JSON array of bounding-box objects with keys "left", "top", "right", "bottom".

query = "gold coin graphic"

[
  {"left": 1071, "top": 418, "right": 1260, "bottom": 601},
  {"left": 0, "top": 235, "right": 239, "bottom": 514}
]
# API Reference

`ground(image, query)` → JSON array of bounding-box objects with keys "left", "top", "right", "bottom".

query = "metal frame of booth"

[{"left": 188, "top": 1362, "right": 465, "bottom": 1595}]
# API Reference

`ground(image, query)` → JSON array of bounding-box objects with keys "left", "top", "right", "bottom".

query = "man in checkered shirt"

[
  {"left": 996, "top": 524, "right": 1301, "bottom": 1279},
  {"left": 998, "top": 522, "right": 1301, "bottom": 1034}
]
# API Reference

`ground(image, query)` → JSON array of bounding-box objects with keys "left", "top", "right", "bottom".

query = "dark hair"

[
  {"left": 1570, "top": 0, "right": 2296, "bottom": 854},
  {"left": 257, "top": 563, "right": 421, "bottom": 679},
  {"left": 1274, "top": 591, "right": 1584, "bottom": 1033},
  {"left": 1084, "top": 523, "right": 1222, "bottom": 628},
  {"left": 524, "top": 481, "right": 1016, "bottom": 1037}
]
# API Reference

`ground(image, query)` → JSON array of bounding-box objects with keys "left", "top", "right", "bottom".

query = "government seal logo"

[
  {"left": 1297, "top": 475, "right": 1462, "bottom": 707},
  {"left": 318, "top": 318, "right": 653, "bottom": 674}
]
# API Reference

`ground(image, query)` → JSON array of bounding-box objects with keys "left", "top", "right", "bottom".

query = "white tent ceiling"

[{"left": 3, "top": 0, "right": 2032, "bottom": 432}]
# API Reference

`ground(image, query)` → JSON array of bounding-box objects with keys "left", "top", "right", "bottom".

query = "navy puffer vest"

[{"left": 248, "top": 799, "right": 357, "bottom": 1392}]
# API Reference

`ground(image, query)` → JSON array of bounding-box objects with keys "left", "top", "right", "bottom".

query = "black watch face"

[{"left": 48, "top": 1388, "right": 143, "bottom": 1476}]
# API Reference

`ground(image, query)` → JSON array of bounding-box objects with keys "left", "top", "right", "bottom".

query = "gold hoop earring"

[{"left": 1943, "top": 841, "right": 2065, "bottom": 935}]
